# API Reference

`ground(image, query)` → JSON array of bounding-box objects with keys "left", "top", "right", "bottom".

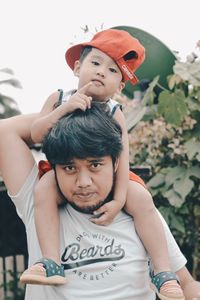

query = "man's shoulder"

[
  {"left": 128, "top": 180, "right": 152, "bottom": 201},
  {"left": 9, "top": 164, "right": 38, "bottom": 225}
]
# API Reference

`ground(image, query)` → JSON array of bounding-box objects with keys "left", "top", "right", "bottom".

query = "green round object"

[{"left": 112, "top": 25, "right": 176, "bottom": 98}]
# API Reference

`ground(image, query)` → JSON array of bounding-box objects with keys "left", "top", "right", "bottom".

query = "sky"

[{"left": 0, "top": 0, "right": 199, "bottom": 113}]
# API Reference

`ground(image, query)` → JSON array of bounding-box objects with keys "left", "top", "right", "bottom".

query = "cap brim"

[{"left": 65, "top": 43, "right": 84, "bottom": 70}]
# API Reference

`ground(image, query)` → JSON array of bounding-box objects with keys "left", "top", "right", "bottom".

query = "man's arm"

[
  {"left": 177, "top": 266, "right": 200, "bottom": 300},
  {"left": 0, "top": 113, "right": 38, "bottom": 195}
]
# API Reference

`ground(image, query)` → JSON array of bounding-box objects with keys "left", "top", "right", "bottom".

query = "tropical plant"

[
  {"left": 0, "top": 68, "right": 21, "bottom": 118},
  {"left": 116, "top": 44, "right": 200, "bottom": 279}
]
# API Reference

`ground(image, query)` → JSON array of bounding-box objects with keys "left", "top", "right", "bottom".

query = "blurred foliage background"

[
  {"left": 0, "top": 68, "right": 21, "bottom": 119},
  {"left": 116, "top": 44, "right": 200, "bottom": 279}
]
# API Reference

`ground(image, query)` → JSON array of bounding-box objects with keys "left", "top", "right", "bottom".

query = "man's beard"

[
  {"left": 54, "top": 169, "right": 114, "bottom": 214},
  {"left": 67, "top": 191, "right": 113, "bottom": 214}
]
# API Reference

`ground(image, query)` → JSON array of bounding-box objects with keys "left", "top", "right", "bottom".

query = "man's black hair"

[{"left": 42, "top": 102, "right": 123, "bottom": 166}]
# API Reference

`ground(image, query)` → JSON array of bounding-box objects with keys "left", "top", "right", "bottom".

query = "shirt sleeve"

[
  {"left": 8, "top": 164, "right": 39, "bottom": 229},
  {"left": 152, "top": 211, "right": 187, "bottom": 272}
]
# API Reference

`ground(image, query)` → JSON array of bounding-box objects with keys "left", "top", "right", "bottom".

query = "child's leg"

[
  {"left": 125, "top": 180, "right": 170, "bottom": 273},
  {"left": 34, "top": 170, "right": 62, "bottom": 265},
  {"left": 125, "top": 180, "right": 184, "bottom": 299},
  {"left": 20, "top": 170, "right": 66, "bottom": 285}
]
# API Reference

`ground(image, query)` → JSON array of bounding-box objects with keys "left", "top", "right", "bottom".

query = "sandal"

[
  {"left": 20, "top": 258, "right": 67, "bottom": 285},
  {"left": 150, "top": 271, "right": 185, "bottom": 300}
]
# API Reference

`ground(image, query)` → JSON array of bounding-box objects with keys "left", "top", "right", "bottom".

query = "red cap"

[{"left": 65, "top": 29, "right": 145, "bottom": 85}]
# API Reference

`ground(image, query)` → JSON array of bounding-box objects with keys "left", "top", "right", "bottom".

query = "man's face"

[{"left": 55, "top": 156, "right": 117, "bottom": 213}]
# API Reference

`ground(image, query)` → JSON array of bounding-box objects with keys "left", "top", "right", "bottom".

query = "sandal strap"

[
  {"left": 35, "top": 258, "right": 65, "bottom": 278},
  {"left": 151, "top": 271, "right": 179, "bottom": 291}
]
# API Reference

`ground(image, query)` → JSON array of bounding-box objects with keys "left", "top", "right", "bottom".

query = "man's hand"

[
  {"left": 183, "top": 280, "right": 200, "bottom": 300},
  {"left": 177, "top": 267, "right": 200, "bottom": 300}
]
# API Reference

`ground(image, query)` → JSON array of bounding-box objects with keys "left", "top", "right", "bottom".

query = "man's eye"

[
  {"left": 91, "top": 163, "right": 101, "bottom": 169},
  {"left": 64, "top": 166, "right": 75, "bottom": 172}
]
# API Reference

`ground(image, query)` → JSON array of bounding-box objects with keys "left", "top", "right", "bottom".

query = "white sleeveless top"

[{"left": 58, "top": 89, "right": 122, "bottom": 116}]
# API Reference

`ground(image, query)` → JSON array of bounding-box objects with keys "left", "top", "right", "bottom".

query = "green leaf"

[
  {"left": 188, "top": 166, "right": 200, "bottom": 179},
  {"left": 158, "top": 206, "right": 172, "bottom": 224},
  {"left": 173, "top": 60, "right": 200, "bottom": 87},
  {"left": 185, "top": 139, "right": 200, "bottom": 161},
  {"left": 142, "top": 76, "right": 159, "bottom": 106},
  {"left": 147, "top": 173, "right": 165, "bottom": 188},
  {"left": 174, "top": 177, "right": 194, "bottom": 200},
  {"left": 187, "top": 97, "right": 200, "bottom": 112},
  {"left": 168, "top": 74, "right": 182, "bottom": 90},
  {"left": 126, "top": 105, "right": 147, "bottom": 132},
  {"left": 170, "top": 215, "right": 185, "bottom": 234},
  {"left": 157, "top": 90, "right": 188, "bottom": 126},
  {"left": 178, "top": 205, "right": 189, "bottom": 214},
  {"left": 163, "top": 188, "right": 184, "bottom": 207},
  {"left": 165, "top": 166, "right": 186, "bottom": 186},
  {"left": 194, "top": 205, "right": 200, "bottom": 216}
]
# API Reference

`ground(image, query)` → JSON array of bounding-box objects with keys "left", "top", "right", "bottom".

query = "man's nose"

[{"left": 76, "top": 171, "right": 92, "bottom": 188}]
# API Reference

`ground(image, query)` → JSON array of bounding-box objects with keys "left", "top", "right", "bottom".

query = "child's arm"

[
  {"left": 112, "top": 107, "right": 130, "bottom": 204},
  {"left": 31, "top": 83, "right": 92, "bottom": 143},
  {"left": 91, "top": 108, "right": 129, "bottom": 225},
  {"left": 126, "top": 180, "right": 172, "bottom": 274},
  {"left": 126, "top": 180, "right": 185, "bottom": 298},
  {"left": 31, "top": 91, "right": 60, "bottom": 143}
]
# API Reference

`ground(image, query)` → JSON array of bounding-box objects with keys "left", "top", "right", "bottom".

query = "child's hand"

[
  {"left": 65, "top": 82, "right": 93, "bottom": 113},
  {"left": 90, "top": 199, "right": 124, "bottom": 226}
]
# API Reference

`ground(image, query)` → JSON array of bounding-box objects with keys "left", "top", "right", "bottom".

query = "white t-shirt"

[{"left": 9, "top": 165, "right": 186, "bottom": 300}]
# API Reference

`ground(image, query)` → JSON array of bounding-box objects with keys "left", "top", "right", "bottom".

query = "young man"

[{"left": 0, "top": 104, "right": 200, "bottom": 300}]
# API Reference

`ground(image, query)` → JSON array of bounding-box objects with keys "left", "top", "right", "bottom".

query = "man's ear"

[
  {"left": 114, "top": 158, "right": 120, "bottom": 173},
  {"left": 73, "top": 60, "right": 81, "bottom": 77}
]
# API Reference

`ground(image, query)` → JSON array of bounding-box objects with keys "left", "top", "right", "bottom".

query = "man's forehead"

[{"left": 64, "top": 157, "right": 110, "bottom": 165}]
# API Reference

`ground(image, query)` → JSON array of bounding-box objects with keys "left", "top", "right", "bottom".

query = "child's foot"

[
  {"left": 150, "top": 271, "right": 185, "bottom": 300},
  {"left": 20, "top": 258, "right": 67, "bottom": 285}
]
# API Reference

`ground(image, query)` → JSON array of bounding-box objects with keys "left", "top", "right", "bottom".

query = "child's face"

[{"left": 73, "top": 48, "right": 125, "bottom": 102}]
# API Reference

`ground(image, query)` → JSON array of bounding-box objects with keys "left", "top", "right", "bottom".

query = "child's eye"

[
  {"left": 109, "top": 67, "right": 117, "bottom": 73},
  {"left": 91, "top": 60, "right": 100, "bottom": 66}
]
